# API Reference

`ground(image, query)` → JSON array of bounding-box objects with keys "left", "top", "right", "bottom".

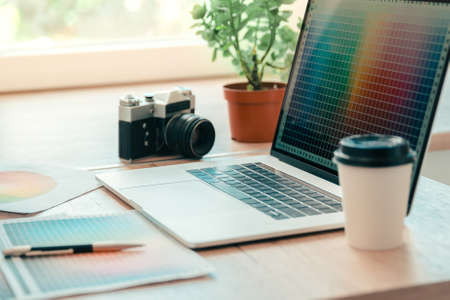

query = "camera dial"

[{"left": 120, "top": 94, "right": 140, "bottom": 107}]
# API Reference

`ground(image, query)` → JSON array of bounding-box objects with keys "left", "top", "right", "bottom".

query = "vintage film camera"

[{"left": 119, "top": 87, "right": 215, "bottom": 160}]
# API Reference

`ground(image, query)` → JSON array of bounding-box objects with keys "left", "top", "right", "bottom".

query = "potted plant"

[{"left": 191, "top": 0, "right": 300, "bottom": 142}]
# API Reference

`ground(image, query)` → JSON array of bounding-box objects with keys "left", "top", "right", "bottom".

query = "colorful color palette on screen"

[{"left": 276, "top": 0, "right": 450, "bottom": 171}]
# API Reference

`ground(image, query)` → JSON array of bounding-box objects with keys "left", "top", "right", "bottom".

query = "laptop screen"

[{"left": 273, "top": 0, "right": 450, "bottom": 184}]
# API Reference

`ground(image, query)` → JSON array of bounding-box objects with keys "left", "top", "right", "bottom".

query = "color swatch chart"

[
  {"left": 0, "top": 212, "right": 212, "bottom": 299},
  {"left": 276, "top": 0, "right": 450, "bottom": 171},
  {"left": 0, "top": 272, "right": 13, "bottom": 300}
]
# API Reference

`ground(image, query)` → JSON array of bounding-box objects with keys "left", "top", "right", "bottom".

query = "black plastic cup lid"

[{"left": 333, "top": 134, "right": 416, "bottom": 167}]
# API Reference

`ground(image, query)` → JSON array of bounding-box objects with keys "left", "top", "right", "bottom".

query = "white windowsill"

[{"left": 0, "top": 40, "right": 235, "bottom": 93}]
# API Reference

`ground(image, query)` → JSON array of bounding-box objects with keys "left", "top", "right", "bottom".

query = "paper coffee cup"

[{"left": 333, "top": 134, "right": 415, "bottom": 250}]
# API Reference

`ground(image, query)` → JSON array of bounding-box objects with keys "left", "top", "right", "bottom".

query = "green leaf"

[
  {"left": 297, "top": 17, "right": 303, "bottom": 29},
  {"left": 278, "top": 25, "right": 296, "bottom": 43},
  {"left": 190, "top": 23, "right": 202, "bottom": 29},
  {"left": 258, "top": 33, "right": 271, "bottom": 51},
  {"left": 201, "top": 31, "right": 215, "bottom": 41},
  {"left": 191, "top": 4, "right": 206, "bottom": 20},
  {"left": 246, "top": 3, "right": 265, "bottom": 19},
  {"left": 215, "top": 13, "right": 230, "bottom": 26},
  {"left": 243, "top": 27, "right": 256, "bottom": 40},
  {"left": 223, "top": 49, "right": 231, "bottom": 57},
  {"left": 212, "top": 48, "right": 218, "bottom": 62},
  {"left": 222, "top": 42, "right": 232, "bottom": 51},
  {"left": 271, "top": 52, "right": 277, "bottom": 61}
]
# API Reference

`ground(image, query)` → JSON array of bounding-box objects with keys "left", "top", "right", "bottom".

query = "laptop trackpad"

[{"left": 119, "top": 180, "right": 250, "bottom": 219}]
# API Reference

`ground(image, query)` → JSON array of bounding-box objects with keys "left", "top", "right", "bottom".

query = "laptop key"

[
  {"left": 245, "top": 190, "right": 260, "bottom": 195},
  {"left": 302, "top": 200, "right": 317, "bottom": 205},
  {"left": 229, "top": 165, "right": 243, "bottom": 169},
  {"left": 248, "top": 202, "right": 267, "bottom": 209},
  {"left": 288, "top": 210, "right": 305, "bottom": 218},
  {"left": 254, "top": 195, "right": 271, "bottom": 201},
  {"left": 278, "top": 207, "right": 303, "bottom": 218},
  {"left": 256, "top": 206, "right": 273, "bottom": 212},
  {"left": 240, "top": 198, "right": 259, "bottom": 205},
  {"left": 251, "top": 193, "right": 265, "bottom": 199},
  {"left": 187, "top": 170, "right": 203, "bottom": 175},
  {"left": 272, "top": 203, "right": 288, "bottom": 209},
  {"left": 202, "top": 177, "right": 220, "bottom": 184},
  {"left": 292, "top": 203, "right": 307, "bottom": 209},
  {"left": 322, "top": 200, "right": 337, "bottom": 205},
  {"left": 319, "top": 207, "right": 337, "bottom": 213},
  {"left": 314, "top": 205, "right": 332, "bottom": 211},
  {"left": 201, "top": 168, "right": 220, "bottom": 174},
  {"left": 276, "top": 197, "right": 291, "bottom": 202},
  {"left": 263, "top": 200, "right": 280, "bottom": 206},
  {"left": 285, "top": 191, "right": 301, "bottom": 197},
  {"left": 299, "top": 208, "right": 321, "bottom": 216},
  {"left": 270, "top": 193, "right": 284, "bottom": 199},
  {"left": 285, "top": 200, "right": 299, "bottom": 206},
  {"left": 265, "top": 209, "right": 289, "bottom": 220},
  {"left": 209, "top": 182, "right": 249, "bottom": 200},
  {"left": 329, "top": 203, "right": 342, "bottom": 208}
]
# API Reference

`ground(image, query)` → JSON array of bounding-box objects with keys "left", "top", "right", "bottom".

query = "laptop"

[{"left": 97, "top": 0, "right": 450, "bottom": 248}]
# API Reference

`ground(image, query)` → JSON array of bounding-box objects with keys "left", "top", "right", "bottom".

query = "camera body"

[{"left": 119, "top": 87, "right": 196, "bottom": 160}]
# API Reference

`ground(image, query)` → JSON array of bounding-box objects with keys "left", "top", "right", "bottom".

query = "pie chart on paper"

[{"left": 0, "top": 171, "right": 57, "bottom": 203}]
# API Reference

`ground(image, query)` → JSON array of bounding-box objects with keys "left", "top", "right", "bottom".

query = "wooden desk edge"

[
  {"left": 334, "top": 280, "right": 450, "bottom": 300},
  {"left": 429, "top": 132, "right": 450, "bottom": 152}
]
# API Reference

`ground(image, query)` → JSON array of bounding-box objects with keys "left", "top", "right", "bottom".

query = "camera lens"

[{"left": 165, "top": 113, "right": 215, "bottom": 158}]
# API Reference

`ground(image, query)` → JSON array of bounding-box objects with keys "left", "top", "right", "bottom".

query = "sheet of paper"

[
  {"left": 0, "top": 212, "right": 213, "bottom": 299},
  {"left": 0, "top": 271, "right": 14, "bottom": 300},
  {"left": 0, "top": 163, "right": 100, "bottom": 213}
]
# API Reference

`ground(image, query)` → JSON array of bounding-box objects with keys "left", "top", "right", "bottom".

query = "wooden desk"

[
  {"left": 1, "top": 77, "right": 450, "bottom": 299},
  {"left": 31, "top": 174, "right": 448, "bottom": 300},
  {"left": 0, "top": 77, "right": 270, "bottom": 169},
  {"left": 0, "top": 76, "right": 449, "bottom": 168}
]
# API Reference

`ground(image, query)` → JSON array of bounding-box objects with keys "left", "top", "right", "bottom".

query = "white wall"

[
  {"left": 421, "top": 150, "right": 450, "bottom": 185},
  {"left": 291, "top": 0, "right": 309, "bottom": 27}
]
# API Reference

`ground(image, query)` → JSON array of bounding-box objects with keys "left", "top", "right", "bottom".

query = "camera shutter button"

[{"left": 144, "top": 93, "right": 154, "bottom": 102}]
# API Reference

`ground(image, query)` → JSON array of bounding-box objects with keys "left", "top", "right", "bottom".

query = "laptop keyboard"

[{"left": 187, "top": 162, "right": 342, "bottom": 220}]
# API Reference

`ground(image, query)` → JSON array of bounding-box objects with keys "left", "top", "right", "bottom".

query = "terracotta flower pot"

[{"left": 223, "top": 82, "right": 286, "bottom": 142}]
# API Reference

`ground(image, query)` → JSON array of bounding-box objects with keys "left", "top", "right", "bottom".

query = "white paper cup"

[{"left": 334, "top": 134, "right": 415, "bottom": 250}]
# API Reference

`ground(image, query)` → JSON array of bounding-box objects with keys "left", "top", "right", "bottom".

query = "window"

[
  {"left": 0, "top": 0, "right": 307, "bottom": 92},
  {"left": 0, "top": 0, "right": 198, "bottom": 53}
]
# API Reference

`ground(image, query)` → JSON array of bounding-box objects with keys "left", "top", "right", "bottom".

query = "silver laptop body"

[{"left": 97, "top": 0, "right": 450, "bottom": 248}]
